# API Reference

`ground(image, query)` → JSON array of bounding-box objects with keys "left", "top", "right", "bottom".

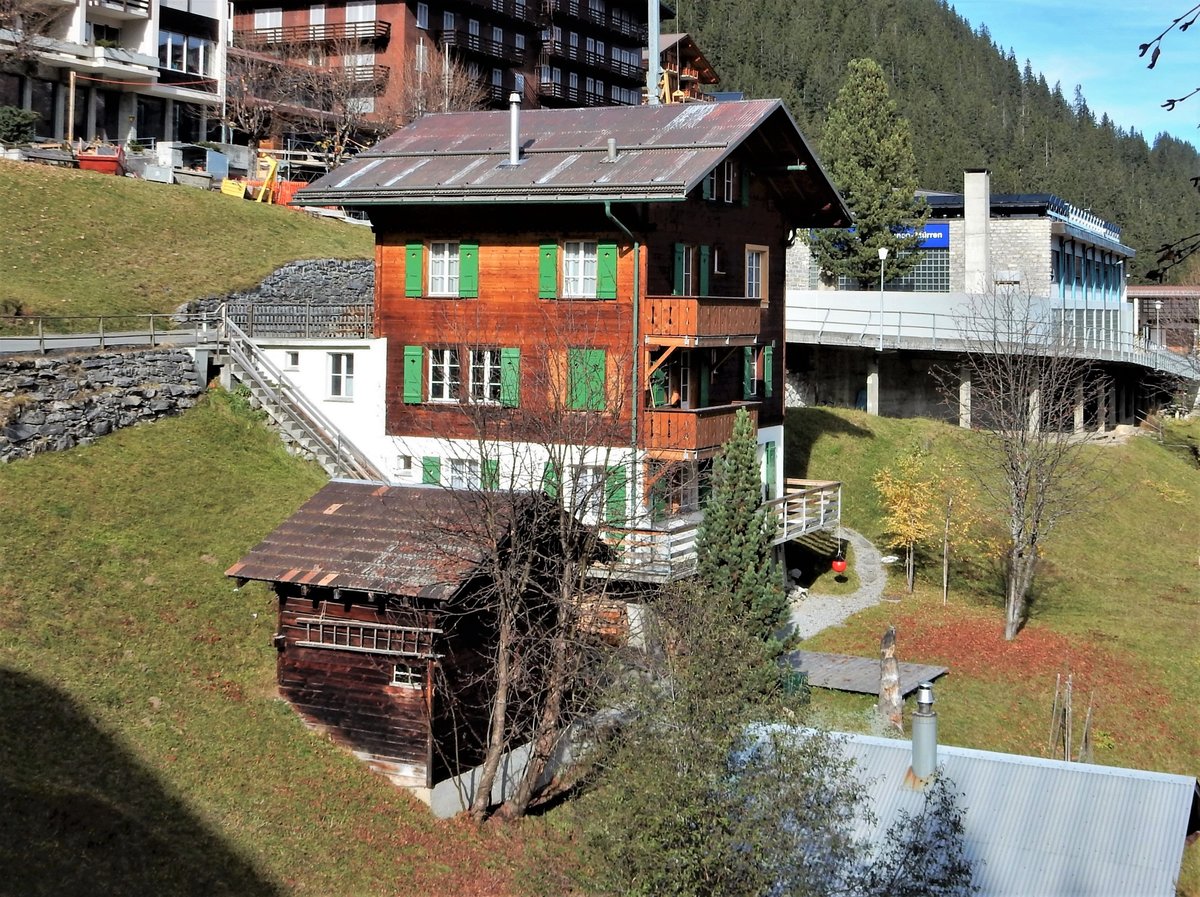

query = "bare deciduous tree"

[
  {"left": 943, "top": 290, "right": 1108, "bottom": 640},
  {"left": 406, "top": 305, "right": 638, "bottom": 820},
  {"left": 0, "top": 0, "right": 70, "bottom": 74}
]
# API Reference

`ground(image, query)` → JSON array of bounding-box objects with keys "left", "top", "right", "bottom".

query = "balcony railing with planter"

[
  {"left": 643, "top": 403, "right": 758, "bottom": 458},
  {"left": 235, "top": 20, "right": 390, "bottom": 47},
  {"left": 642, "top": 294, "right": 762, "bottom": 345}
]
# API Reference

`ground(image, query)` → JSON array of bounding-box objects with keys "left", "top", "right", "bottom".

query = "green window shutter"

[
  {"left": 482, "top": 458, "right": 499, "bottom": 490},
  {"left": 542, "top": 460, "right": 560, "bottom": 497},
  {"left": 500, "top": 347, "right": 520, "bottom": 407},
  {"left": 458, "top": 242, "right": 479, "bottom": 297},
  {"left": 743, "top": 347, "right": 755, "bottom": 399},
  {"left": 421, "top": 456, "right": 441, "bottom": 485},
  {"left": 765, "top": 441, "right": 777, "bottom": 500},
  {"left": 702, "top": 172, "right": 713, "bottom": 200},
  {"left": 403, "top": 344, "right": 423, "bottom": 404},
  {"left": 649, "top": 467, "right": 667, "bottom": 520},
  {"left": 741, "top": 168, "right": 751, "bottom": 207},
  {"left": 763, "top": 345, "right": 774, "bottom": 398},
  {"left": 597, "top": 242, "right": 618, "bottom": 299},
  {"left": 649, "top": 366, "right": 668, "bottom": 406},
  {"left": 538, "top": 243, "right": 558, "bottom": 298},
  {"left": 698, "top": 245, "right": 710, "bottom": 296},
  {"left": 673, "top": 242, "right": 686, "bottom": 296},
  {"left": 604, "top": 464, "right": 626, "bottom": 525},
  {"left": 568, "top": 348, "right": 606, "bottom": 410},
  {"left": 405, "top": 243, "right": 423, "bottom": 297}
]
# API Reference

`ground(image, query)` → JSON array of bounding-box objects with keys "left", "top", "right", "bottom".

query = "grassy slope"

[
  {"left": 0, "top": 160, "right": 372, "bottom": 319},
  {"left": 0, "top": 393, "right": 535, "bottom": 897},
  {"left": 789, "top": 408, "right": 1200, "bottom": 894}
]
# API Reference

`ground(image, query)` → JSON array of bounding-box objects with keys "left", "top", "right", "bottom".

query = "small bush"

[{"left": 0, "top": 107, "right": 40, "bottom": 144}]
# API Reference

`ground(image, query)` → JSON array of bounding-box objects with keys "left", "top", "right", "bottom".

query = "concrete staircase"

[{"left": 221, "top": 317, "right": 384, "bottom": 480}]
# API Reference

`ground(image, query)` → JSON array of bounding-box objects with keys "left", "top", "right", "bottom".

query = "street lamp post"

[
  {"left": 1154, "top": 299, "right": 1163, "bottom": 347},
  {"left": 877, "top": 246, "right": 889, "bottom": 352}
]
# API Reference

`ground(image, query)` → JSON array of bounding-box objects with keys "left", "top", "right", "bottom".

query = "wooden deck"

[{"left": 783, "top": 650, "right": 948, "bottom": 696}]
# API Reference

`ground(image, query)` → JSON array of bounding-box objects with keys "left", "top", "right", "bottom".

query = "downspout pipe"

[{"left": 605, "top": 200, "right": 640, "bottom": 504}]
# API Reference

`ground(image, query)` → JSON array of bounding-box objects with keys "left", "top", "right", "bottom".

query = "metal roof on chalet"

[
  {"left": 225, "top": 481, "right": 504, "bottom": 601},
  {"left": 837, "top": 732, "right": 1200, "bottom": 897},
  {"left": 294, "top": 100, "right": 851, "bottom": 228}
]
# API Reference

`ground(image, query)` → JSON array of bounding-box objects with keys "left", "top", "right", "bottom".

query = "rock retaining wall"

[
  {"left": 0, "top": 349, "right": 204, "bottom": 462},
  {"left": 184, "top": 258, "right": 375, "bottom": 317}
]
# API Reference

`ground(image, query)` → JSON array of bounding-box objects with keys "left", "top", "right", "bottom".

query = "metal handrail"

[
  {"left": 221, "top": 314, "right": 384, "bottom": 480},
  {"left": 0, "top": 311, "right": 220, "bottom": 354}
]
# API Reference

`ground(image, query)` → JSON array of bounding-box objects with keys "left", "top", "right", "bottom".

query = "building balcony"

[
  {"left": 446, "top": 0, "right": 538, "bottom": 24},
  {"left": 541, "top": 0, "right": 646, "bottom": 42},
  {"left": 86, "top": 0, "right": 149, "bottom": 20},
  {"left": 537, "top": 80, "right": 613, "bottom": 106},
  {"left": 643, "top": 402, "right": 757, "bottom": 459},
  {"left": 642, "top": 295, "right": 762, "bottom": 346},
  {"left": 343, "top": 63, "right": 390, "bottom": 90},
  {"left": 540, "top": 41, "right": 643, "bottom": 83},
  {"left": 439, "top": 28, "right": 525, "bottom": 64},
  {"left": 598, "top": 478, "right": 842, "bottom": 583},
  {"left": 234, "top": 20, "right": 391, "bottom": 48}
]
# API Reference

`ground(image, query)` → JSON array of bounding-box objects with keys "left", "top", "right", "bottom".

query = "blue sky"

[{"left": 952, "top": 0, "right": 1200, "bottom": 148}]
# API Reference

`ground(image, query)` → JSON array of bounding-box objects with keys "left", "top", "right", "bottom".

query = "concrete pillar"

[
  {"left": 1028, "top": 387, "right": 1041, "bottom": 434},
  {"left": 866, "top": 360, "right": 880, "bottom": 416},
  {"left": 1106, "top": 385, "right": 1117, "bottom": 431},
  {"left": 958, "top": 365, "right": 972, "bottom": 428},
  {"left": 1097, "top": 386, "right": 1109, "bottom": 433},
  {"left": 1073, "top": 382, "right": 1085, "bottom": 434},
  {"left": 964, "top": 169, "right": 992, "bottom": 294}
]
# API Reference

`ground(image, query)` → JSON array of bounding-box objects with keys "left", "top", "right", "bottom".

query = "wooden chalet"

[
  {"left": 294, "top": 99, "right": 850, "bottom": 580},
  {"left": 648, "top": 32, "right": 720, "bottom": 104},
  {"left": 226, "top": 480, "right": 511, "bottom": 792}
]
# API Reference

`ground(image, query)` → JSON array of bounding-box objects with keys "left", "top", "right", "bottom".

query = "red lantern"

[{"left": 831, "top": 558, "right": 848, "bottom": 574}]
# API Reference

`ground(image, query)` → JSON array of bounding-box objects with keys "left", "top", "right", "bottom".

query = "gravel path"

[{"left": 788, "top": 528, "right": 887, "bottom": 640}]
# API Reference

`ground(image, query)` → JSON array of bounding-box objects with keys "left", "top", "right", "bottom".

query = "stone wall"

[
  {"left": 0, "top": 349, "right": 204, "bottom": 462},
  {"left": 184, "top": 258, "right": 375, "bottom": 316}
]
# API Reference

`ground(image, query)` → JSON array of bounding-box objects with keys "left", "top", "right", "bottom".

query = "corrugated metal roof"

[
  {"left": 295, "top": 100, "right": 850, "bottom": 228},
  {"left": 1128, "top": 284, "right": 1200, "bottom": 298},
  {"left": 225, "top": 481, "right": 505, "bottom": 600},
  {"left": 836, "top": 732, "right": 1199, "bottom": 897}
]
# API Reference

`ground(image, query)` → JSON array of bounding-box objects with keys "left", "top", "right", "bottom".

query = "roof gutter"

[{"left": 605, "top": 200, "right": 640, "bottom": 513}]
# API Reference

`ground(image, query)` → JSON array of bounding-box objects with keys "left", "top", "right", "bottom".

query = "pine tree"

[
  {"left": 809, "top": 57, "right": 929, "bottom": 286},
  {"left": 695, "top": 407, "right": 788, "bottom": 648}
]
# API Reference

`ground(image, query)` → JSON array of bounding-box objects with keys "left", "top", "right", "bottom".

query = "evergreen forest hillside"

[{"left": 673, "top": 0, "right": 1200, "bottom": 282}]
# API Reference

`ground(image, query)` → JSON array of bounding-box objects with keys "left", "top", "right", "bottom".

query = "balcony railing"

[
  {"left": 447, "top": 0, "right": 538, "bottom": 23},
  {"left": 235, "top": 20, "right": 391, "bottom": 47},
  {"left": 538, "top": 80, "right": 619, "bottom": 106},
  {"left": 439, "top": 28, "right": 525, "bottom": 64},
  {"left": 598, "top": 479, "right": 842, "bottom": 582},
  {"left": 343, "top": 63, "right": 390, "bottom": 89},
  {"left": 643, "top": 403, "right": 758, "bottom": 458},
  {"left": 643, "top": 295, "right": 762, "bottom": 345},
  {"left": 86, "top": 0, "right": 149, "bottom": 17},
  {"left": 541, "top": 0, "right": 647, "bottom": 42},
  {"left": 541, "top": 40, "right": 644, "bottom": 82}
]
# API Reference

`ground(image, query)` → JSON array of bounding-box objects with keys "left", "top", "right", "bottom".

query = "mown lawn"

[
  {"left": 0, "top": 160, "right": 372, "bottom": 320},
  {"left": 787, "top": 408, "right": 1200, "bottom": 894},
  {"left": 0, "top": 392, "right": 540, "bottom": 897}
]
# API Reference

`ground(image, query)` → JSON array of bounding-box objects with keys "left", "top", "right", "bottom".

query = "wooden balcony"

[
  {"left": 235, "top": 20, "right": 391, "bottom": 47},
  {"left": 597, "top": 479, "right": 843, "bottom": 583},
  {"left": 642, "top": 295, "right": 761, "bottom": 346},
  {"left": 643, "top": 403, "right": 757, "bottom": 459}
]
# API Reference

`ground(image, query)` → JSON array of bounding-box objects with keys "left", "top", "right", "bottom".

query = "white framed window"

[
  {"left": 284, "top": 350, "right": 300, "bottom": 370},
  {"left": 470, "top": 348, "right": 502, "bottom": 403},
  {"left": 392, "top": 663, "right": 422, "bottom": 689},
  {"left": 682, "top": 244, "right": 695, "bottom": 295},
  {"left": 415, "top": 38, "right": 429, "bottom": 73},
  {"left": 394, "top": 454, "right": 415, "bottom": 479},
  {"left": 713, "top": 246, "right": 726, "bottom": 274},
  {"left": 429, "top": 241, "right": 459, "bottom": 296},
  {"left": 746, "top": 245, "right": 767, "bottom": 305},
  {"left": 572, "top": 464, "right": 606, "bottom": 520},
  {"left": 492, "top": 25, "right": 503, "bottom": 44},
  {"left": 428, "top": 348, "right": 460, "bottom": 401},
  {"left": 416, "top": 2, "right": 428, "bottom": 28},
  {"left": 468, "top": 18, "right": 480, "bottom": 36},
  {"left": 443, "top": 10, "right": 454, "bottom": 29},
  {"left": 492, "top": 68, "right": 502, "bottom": 87},
  {"left": 563, "top": 241, "right": 598, "bottom": 298},
  {"left": 328, "top": 352, "right": 354, "bottom": 398},
  {"left": 449, "top": 457, "right": 480, "bottom": 489},
  {"left": 514, "top": 72, "right": 525, "bottom": 92},
  {"left": 515, "top": 33, "right": 525, "bottom": 51}
]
